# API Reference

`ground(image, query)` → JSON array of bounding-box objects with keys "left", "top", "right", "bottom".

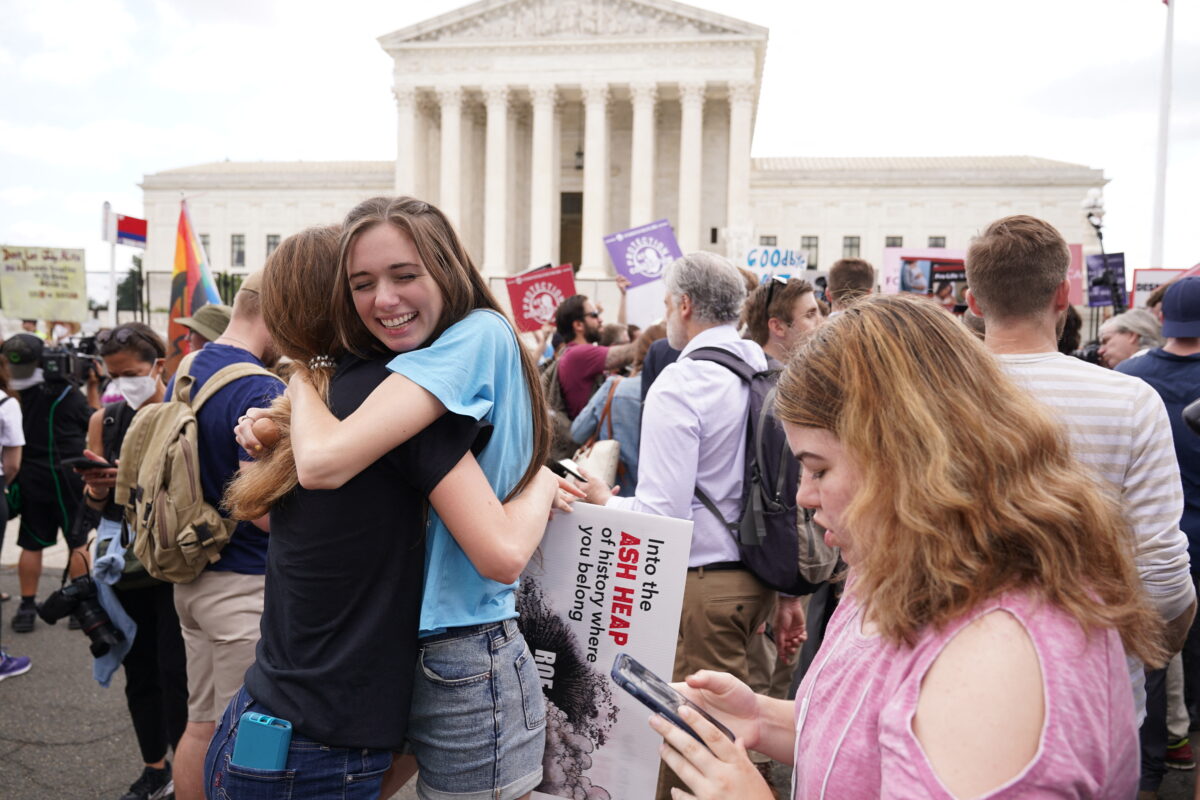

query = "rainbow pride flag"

[{"left": 166, "top": 199, "right": 222, "bottom": 375}]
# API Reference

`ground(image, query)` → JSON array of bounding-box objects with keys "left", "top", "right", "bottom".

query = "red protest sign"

[{"left": 505, "top": 264, "right": 576, "bottom": 332}]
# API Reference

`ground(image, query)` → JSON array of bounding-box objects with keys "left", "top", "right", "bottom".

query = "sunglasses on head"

[
  {"left": 96, "top": 328, "right": 161, "bottom": 358},
  {"left": 96, "top": 328, "right": 145, "bottom": 347},
  {"left": 764, "top": 274, "right": 789, "bottom": 308}
]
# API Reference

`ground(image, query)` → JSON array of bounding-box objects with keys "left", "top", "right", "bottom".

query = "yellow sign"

[{"left": 0, "top": 246, "right": 87, "bottom": 322}]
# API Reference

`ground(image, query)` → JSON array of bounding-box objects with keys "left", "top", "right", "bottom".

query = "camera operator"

[
  {"left": 1, "top": 333, "right": 92, "bottom": 634},
  {"left": 76, "top": 323, "right": 187, "bottom": 800}
]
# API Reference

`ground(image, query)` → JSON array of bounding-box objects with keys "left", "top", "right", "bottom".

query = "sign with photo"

[
  {"left": 604, "top": 220, "right": 682, "bottom": 289},
  {"left": 1086, "top": 253, "right": 1127, "bottom": 308},
  {"left": 0, "top": 245, "right": 88, "bottom": 322},
  {"left": 521, "top": 502, "right": 693, "bottom": 800},
  {"left": 881, "top": 247, "right": 966, "bottom": 295},
  {"left": 505, "top": 264, "right": 577, "bottom": 333}
]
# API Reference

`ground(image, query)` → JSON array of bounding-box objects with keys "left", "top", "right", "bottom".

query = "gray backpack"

[{"left": 687, "top": 348, "right": 822, "bottom": 595}]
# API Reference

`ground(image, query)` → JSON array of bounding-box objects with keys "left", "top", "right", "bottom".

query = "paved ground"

[{"left": 1, "top": 520, "right": 1195, "bottom": 799}]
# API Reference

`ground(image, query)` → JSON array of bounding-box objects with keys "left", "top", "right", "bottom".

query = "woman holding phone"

[
  {"left": 652, "top": 295, "right": 1162, "bottom": 799},
  {"left": 78, "top": 323, "right": 188, "bottom": 800}
]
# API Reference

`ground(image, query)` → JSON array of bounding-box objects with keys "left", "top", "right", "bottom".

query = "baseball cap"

[
  {"left": 174, "top": 304, "right": 232, "bottom": 343},
  {"left": 1162, "top": 277, "right": 1200, "bottom": 338},
  {"left": 2, "top": 333, "right": 44, "bottom": 379},
  {"left": 239, "top": 271, "right": 263, "bottom": 295}
]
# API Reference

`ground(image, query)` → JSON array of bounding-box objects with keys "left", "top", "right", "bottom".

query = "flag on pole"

[
  {"left": 166, "top": 199, "right": 221, "bottom": 376},
  {"left": 115, "top": 215, "right": 147, "bottom": 248}
]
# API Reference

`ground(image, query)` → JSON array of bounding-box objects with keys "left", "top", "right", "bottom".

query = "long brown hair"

[
  {"left": 775, "top": 293, "right": 1166, "bottom": 667},
  {"left": 330, "top": 196, "right": 550, "bottom": 500},
  {"left": 223, "top": 226, "right": 342, "bottom": 520}
]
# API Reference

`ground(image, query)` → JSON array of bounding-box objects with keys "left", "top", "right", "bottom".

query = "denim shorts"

[
  {"left": 408, "top": 618, "right": 546, "bottom": 800},
  {"left": 204, "top": 685, "right": 392, "bottom": 800}
]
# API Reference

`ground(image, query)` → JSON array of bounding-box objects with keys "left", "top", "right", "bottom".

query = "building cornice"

[{"left": 379, "top": 0, "right": 767, "bottom": 49}]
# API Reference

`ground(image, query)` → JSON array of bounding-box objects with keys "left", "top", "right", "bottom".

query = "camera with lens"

[
  {"left": 42, "top": 336, "right": 102, "bottom": 386},
  {"left": 37, "top": 574, "right": 126, "bottom": 657}
]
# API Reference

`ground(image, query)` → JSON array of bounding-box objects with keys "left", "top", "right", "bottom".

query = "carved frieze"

[{"left": 408, "top": 0, "right": 741, "bottom": 42}]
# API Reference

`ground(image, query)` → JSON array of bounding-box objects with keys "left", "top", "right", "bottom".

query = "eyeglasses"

[{"left": 584, "top": 311, "right": 601, "bottom": 319}]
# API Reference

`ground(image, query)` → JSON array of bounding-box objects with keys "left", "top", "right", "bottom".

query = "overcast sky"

[{"left": 1, "top": 0, "right": 1196, "bottom": 303}]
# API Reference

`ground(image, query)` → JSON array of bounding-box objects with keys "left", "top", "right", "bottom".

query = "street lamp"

[{"left": 1081, "top": 188, "right": 1125, "bottom": 314}]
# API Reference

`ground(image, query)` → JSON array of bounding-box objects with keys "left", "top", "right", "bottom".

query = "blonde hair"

[
  {"left": 223, "top": 226, "right": 342, "bottom": 520},
  {"left": 775, "top": 294, "right": 1165, "bottom": 666}
]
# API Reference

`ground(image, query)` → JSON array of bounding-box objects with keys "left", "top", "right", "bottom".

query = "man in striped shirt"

[{"left": 964, "top": 215, "right": 1194, "bottom": 794}]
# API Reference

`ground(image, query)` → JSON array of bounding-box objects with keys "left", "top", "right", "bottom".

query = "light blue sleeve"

[
  {"left": 569, "top": 374, "right": 610, "bottom": 445},
  {"left": 387, "top": 309, "right": 511, "bottom": 422}
]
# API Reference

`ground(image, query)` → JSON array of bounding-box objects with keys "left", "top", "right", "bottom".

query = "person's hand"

[
  {"left": 576, "top": 465, "right": 616, "bottom": 506},
  {"left": 541, "top": 467, "right": 585, "bottom": 515},
  {"left": 673, "top": 671, "right": 763, "bottom": 748},
  {"left": 650, "top": 705, "right": 772, "bottom": 800},
  {"left": 79, "top": 448, "right": 118, "bottom": 492},
  {"left": 234, "top": 407, "right": 275, "bottom": 456},
  {"left": 533, "top": 323, "right": 555, "bottom": 350},
  {"left": 616, "top": 275, "right": 631, "bottom": 295},
  {"left": 773, "top": 595, "right": 808, "bottom": 662}
]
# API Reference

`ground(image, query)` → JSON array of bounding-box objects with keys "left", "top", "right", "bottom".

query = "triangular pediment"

[{"left": 380, "top": 0, "right": 765, "bottom": 46}]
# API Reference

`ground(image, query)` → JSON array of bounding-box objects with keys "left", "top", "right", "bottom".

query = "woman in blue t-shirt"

[{"left": 237, "top": 198, "right": 561, "bottom": 800}]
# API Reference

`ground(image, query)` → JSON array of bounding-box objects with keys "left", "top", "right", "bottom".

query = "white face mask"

[{"left": 111, "top": 376, "right": 157, "bottom": 410}]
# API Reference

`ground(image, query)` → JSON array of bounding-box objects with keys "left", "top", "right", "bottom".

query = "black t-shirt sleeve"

[
  {"left": 390, "top": 413, "right": 492, "bottom": 497},
  {"left": 67, "top": 389, "right": 93, "bottom": 430}
]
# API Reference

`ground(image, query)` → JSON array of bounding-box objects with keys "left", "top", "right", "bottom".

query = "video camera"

[{"left": 42, "top": 336, "right": 102, "bottom": 386}]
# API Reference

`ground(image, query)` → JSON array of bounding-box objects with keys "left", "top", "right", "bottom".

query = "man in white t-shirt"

[{"left": 964, "top": 214, "right": 1195, "bottom": 795}]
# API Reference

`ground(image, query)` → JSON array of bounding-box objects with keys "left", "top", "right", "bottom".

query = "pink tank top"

[{"left": 792, "top": 587, "right": 1138, "bottom": 799}]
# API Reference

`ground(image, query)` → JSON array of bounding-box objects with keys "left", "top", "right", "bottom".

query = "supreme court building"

[{"left": 140, "top": 0, "right": 1105, "bottom": 295}]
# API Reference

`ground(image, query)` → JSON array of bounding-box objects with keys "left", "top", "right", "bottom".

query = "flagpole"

[
  {"left": 102, "top": 201, "right": 118, "bottom": 327},
  {"left": 1151, "top": 0, "right": 1174, "bottom": 268}
]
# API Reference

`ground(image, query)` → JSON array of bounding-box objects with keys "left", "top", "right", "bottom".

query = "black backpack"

[{"left": 687, "top": 347, "right": 819, "bottom": 596}]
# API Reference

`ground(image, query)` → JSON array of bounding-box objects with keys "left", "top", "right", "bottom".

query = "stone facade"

[{"left": 139, "top": 0, "right": 1105, "bottom": 309}]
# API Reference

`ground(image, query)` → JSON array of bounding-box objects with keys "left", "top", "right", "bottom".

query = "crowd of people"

[{"left": 1, "top": 201, "right": 1198, "bottom": 800}]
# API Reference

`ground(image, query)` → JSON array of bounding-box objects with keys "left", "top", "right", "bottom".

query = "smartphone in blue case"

[{"left": 231, "top": 712, "right": 293, "bottom": 770}]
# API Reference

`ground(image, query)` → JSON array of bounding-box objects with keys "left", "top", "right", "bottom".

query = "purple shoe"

[{"left": 0, "top": 650, "right": 31, "bottom": 681}]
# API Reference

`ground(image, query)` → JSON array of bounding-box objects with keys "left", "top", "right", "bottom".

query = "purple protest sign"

[
  {"left": 604, "top": 219, "right": 682, "bottom": 288},
  {"left": 1086, "top": 252, "right": 1127, "bottom": 308}
]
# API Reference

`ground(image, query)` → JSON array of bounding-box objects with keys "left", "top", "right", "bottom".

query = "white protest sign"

[
  {"left": 1132, "top": 269, "right": 1184, "bottom": 308},
  {"left": 521, "top": 502, "right": 693, "bottom": 800}
]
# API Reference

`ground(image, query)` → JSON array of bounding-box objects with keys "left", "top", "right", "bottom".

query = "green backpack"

[{"left": 113, "top": 351, "right": 280, "bottom": 584}]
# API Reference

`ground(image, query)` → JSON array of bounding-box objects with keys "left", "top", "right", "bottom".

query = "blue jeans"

[
  {"left": 408, "top": 619, "right": 546, "bottom": 800},
  {"left": 204, "top": 686, "right": 392, "bottom": 800}
]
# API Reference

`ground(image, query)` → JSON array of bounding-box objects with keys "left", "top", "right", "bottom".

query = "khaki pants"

[
  {"left": 174, "top": 570, "right": 265, "bottom": 723},
  {"left": 656, "top": 567, "right": 775, "bottom": 800}
]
